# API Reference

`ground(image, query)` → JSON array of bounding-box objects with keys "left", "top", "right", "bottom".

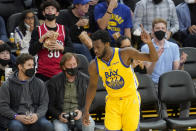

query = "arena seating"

[
  {"left": 136, "top": 73, "right": 167, "bottom": 130},
  {"left": 158, "top": 70, "right": 196, "bottom": 129}
]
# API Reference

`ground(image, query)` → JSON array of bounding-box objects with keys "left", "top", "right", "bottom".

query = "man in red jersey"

[{"left": 29, "top": 0, "right": 73, "bottom": 82}]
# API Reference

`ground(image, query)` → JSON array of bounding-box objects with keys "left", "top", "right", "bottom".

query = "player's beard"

[{"left": 98, "top": 47, "right": 107, "bottom": 59}]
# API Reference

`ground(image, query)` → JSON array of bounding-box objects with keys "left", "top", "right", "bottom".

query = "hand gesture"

[
  {"left": 188, "top": 25, "right": 196, "bottom": 35},
  {"left": 82, "top": 111, "right": 90, "bottom": 126},
  {"left": 166, "top": 31, "right": 172, "bottom": 40},
  {"left": 74, "top": 109, "right": 82, "bottom": 120},
  {"left": 39, "top": 31, "right": 55, "bottom": 43},
  {"left": 15, "top": 115, "right": 32, "bottom": 125},
  {"left": 27, "top": 113, "right": 38, "bottom": 124},
  {"left": 30, "top": 23, "right": 34, "bottom": 32},
  {"left": 108, "top": 0, "right": 118, "bottom": 12},
  {"left": 180, "top": 52, "right": 188, "bottom": 64},
  {"left": 76, "top": 19, "right": 89, "bottom": 27},
  {"left": 89, "top": 0, "right": 99, "bottom": 5},
  {"left": 140, "top": 24, "right": 151, "bottom": 44},
  {"left": 43, "top": 31, "right": 55, "bottom": 40},
  {"left": 0, "top": 40, "right": 5, "bottom": 45},
  {"left": 47, "top": 41, "right": 64, "bottom": 51},
  {"left": 157, "top": 47, "right": 164, "bottom": 58},
  {"left": 59, "top": 112, "right": 68, "bottom": 123}
]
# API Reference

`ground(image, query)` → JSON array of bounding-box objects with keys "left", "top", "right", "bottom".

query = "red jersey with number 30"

[{"left": 37, "top": 23, "right": 65, "bottom": 77}]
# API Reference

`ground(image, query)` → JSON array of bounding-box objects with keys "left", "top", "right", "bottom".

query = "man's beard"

[{"left": 98, "top": 47, "right": 107, "bottom": 59}]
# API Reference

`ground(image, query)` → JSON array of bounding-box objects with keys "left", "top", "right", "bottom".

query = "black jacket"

[
  {"left": 0, "top": 71, "right": 49, "bottom": 129},
  {"left": 46, "top": 71, "right": 89, "bottom": 119}
]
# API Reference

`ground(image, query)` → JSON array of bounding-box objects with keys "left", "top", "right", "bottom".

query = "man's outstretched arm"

[{"left": 82, "top": 60, "right": 99, "bottom": 126}]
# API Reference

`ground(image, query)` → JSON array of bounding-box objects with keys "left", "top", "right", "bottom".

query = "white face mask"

[
  {"left": 185, "top": 0, "right": 195, "bottom": 4},
  {"left": 24, "top": 22, "right": 30, "bottom": 30}
]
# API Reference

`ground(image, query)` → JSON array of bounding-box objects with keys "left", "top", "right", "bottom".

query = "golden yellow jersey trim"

[{"left": 95, "top": 48, "right": 139, "bottom": 97}]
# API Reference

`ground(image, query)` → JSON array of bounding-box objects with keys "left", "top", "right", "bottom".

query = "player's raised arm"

[{"left": 122, "top": 24, "right": 158, "bottom": 62}]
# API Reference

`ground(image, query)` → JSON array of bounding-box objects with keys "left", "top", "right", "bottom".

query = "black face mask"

[
  {"left": 25, "top": 68, "right": 35, "bottom": 77},
  {"left": 45, "top": 14, "right": 56, "bottom": 21},
  {"left": 0, "top": 59, "right": 10, "bottom": 66},
  {"left": 65, "top": 67, "right": 78, "bottom": 76},
  {"left": 154, "top": 30, "right": 166, "bottom": 41},
  {"left": 153, "top": 0, "right": 163, "bottom": 4}
]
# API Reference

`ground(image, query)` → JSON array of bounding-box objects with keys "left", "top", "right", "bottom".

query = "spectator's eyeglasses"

[{"left": 25, "top": 16, "right": 34, "bottom": 20}]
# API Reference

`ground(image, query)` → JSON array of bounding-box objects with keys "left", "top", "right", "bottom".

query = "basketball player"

[{"left": 82, "top": 25, "right": 158, "bottom": 130}]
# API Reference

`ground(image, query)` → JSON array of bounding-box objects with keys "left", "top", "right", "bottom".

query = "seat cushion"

[
  {"left": 140, "top": 118, "right": 167, "bottom": 130},
  {"left": 167, "top": 117, "right": 196, "bottom": 129}
]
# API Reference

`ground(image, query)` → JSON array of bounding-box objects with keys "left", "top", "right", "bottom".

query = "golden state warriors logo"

[{"left": 105, "top": 69, "right": 124, "bottom": 90}]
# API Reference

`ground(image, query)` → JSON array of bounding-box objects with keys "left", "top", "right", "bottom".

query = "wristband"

[
  {"left": 106, "top": 11, "right": 112, "bottom": 14},
  {"left": 14, "top": 114, "right": 18, "bottom": 119}
]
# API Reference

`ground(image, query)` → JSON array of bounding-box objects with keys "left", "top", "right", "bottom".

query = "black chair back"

[
  {"left": 136, "top": 73, "right": 158, "bottom": 105},
  {"left": 76, "top": 54, "right": 89, "bottom": 75},
  {"left": 180, "top": 47, "right": 196, "bottom": 79},
  {"left": 158, "top": 70, "right": 195, "bottom": 104}
]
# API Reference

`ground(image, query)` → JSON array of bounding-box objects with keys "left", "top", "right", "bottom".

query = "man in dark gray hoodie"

[{"left": 0, "top": 54, "right": 54, "bottom": 131}]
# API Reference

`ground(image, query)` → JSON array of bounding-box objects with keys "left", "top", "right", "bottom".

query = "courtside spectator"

[
  {"left": 14, "top": 10, "right": 36, "bottom": 54},
  {"left": 47, "top": 53, "right": 95, "bottom": 131},
  {"left": 94, "top": 0, "right": 133, "bottom": 46},
  {"left": 176, "top": 0, "right": 196, "bottom": 47},
  {"left": 134, "top": 0, "right": 179, "bottom": 40},
  {"left": 57, "top": 0, "right": 93, "bottom": 61},
  {"left": 141, "top": 18, "right": 189, "bottom": 119},
  {"left": 29, "top": 0, "right": 73, "bottom": 82},
  {"left": 0, "top": 54, "right": 54, "bottom": 131}
]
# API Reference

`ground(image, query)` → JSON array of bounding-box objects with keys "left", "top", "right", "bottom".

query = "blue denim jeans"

[
  {"left": 53, "top": 116, "right": 95, "bottom": 131},
  {"left": 8, "top": 117, "right": 54, "bottom": 131},
  {"left": 72, "top": 43, "right": 92, "bottom": 62}
]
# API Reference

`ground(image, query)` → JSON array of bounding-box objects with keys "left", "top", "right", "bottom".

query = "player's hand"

[
  {"left": 74, "top": 109, "right": 82, "bottom": 120},
  {"left": 140, "top": 24, "right": 151, "bottom": 44},
  {"left": 82, "top": 111, "right": 90, "bottom": 126}
]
